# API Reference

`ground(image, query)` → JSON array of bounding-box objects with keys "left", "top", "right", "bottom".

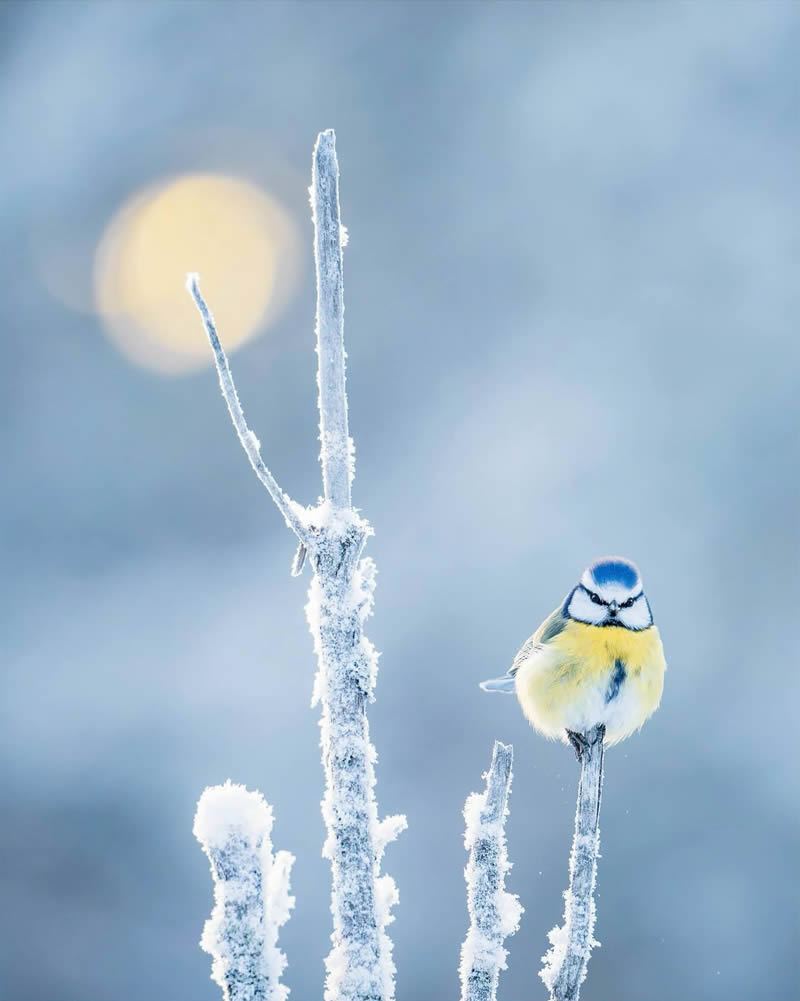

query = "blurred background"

[{"left": 2, "top": 2, "right": 799, "bottom": 999}]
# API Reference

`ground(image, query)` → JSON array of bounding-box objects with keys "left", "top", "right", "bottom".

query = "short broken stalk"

[
  {"left": 194, "top": 782, "right": 295, "bottom": 1001},
  {"left": 460, "top": 741, "right": 522, "bottom": 1001}
]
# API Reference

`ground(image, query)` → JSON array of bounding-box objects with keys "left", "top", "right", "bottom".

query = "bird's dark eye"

[
  {"left": 589, "top": 591, "right": 604, "bottom": 605},
  {"left": 621, "top": 596, "right": 636, "bottom": 608}
]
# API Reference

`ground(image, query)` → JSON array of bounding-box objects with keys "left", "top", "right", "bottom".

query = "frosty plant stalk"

[
  {"left": 189, "top": 131, "right": 521, "bottom": 1001},
  {"left": 459, "top": 742, "right": 523, "bottom": 1001},
  {"left": 540, "top": 725, "right": 605, "bottom": 1001},
  {"left": 188, "top": 131, "right": 405, "bottom": 1001},
  {"left": 194, "top": 782, "right": 295, "bottom": 1001}
]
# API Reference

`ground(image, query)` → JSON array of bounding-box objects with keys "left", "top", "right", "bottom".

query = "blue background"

[{"left": 2, "top": 3, "right": 799, "bottom": 999}]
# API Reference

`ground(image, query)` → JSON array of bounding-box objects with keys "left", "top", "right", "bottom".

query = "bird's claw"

[
  {"left": 566, "top": 725, "right": 606, "bottom": 763},
  {"left": 566, "top": 730, "right": 589, "bottom": 763}
]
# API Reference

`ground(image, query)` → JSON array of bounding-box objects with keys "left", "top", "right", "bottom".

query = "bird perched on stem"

[{"left": 481, "top": 557, "right": 666, "bottom": 755}]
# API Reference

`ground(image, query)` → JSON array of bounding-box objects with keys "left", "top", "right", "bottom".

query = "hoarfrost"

[
  {"left": 194, "top": 782, "right": 295, "bottom": 1001},
  {"left": 311, "top": 537, "right": 405, "bottom": 1001},
  {"left": 190, "top": 131, "right": 404, "bottom": 1001},
  {"left": 459, "top": 742, "right": 522, "bottom": 1001}
]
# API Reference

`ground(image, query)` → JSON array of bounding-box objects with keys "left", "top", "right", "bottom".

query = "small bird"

[{"left": 481, "top": 557, "right": 665, "bottom": 752}]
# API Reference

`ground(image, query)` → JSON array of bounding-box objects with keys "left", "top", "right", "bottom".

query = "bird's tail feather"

[{"left": 479, "top": 675, "right": 516, "bottom": 694}]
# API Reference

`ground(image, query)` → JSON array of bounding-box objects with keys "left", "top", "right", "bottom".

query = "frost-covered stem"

[
  {"left": 310, "top": 531, "right": 403, "bottom": 1001},
  {"left": 194, "top": 783, "right": 295, "bottom": 1001},
  {"left": 541, "top": 726, "right": 605, "bottom": 1001},
  {"left": 306, "top": 129, "right": 402, "bottom": 1001},
  {"left": 459, "top": 741, "right": 523, "bottom": 1001},
  {"left": 189, "top": 131, "right": 403, "bottom": 1001},
  {"left": 312, "top": 129, "right": 351, "bottom": 510},
  {"left": 186, "top": 274, "right": 310, "bottom": 545}
]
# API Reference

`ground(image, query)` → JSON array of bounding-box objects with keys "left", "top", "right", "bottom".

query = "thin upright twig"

[
  {"left": 311, "top": 130, "right": 352, "bottom": 511},
  {"left": 540, "top": 725, "right": 605, "bottom": 1001}
]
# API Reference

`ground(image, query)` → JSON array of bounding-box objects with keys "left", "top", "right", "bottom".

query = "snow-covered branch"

[
  {"left": 540, "top": 725, "right": 605, "bottom": 1001},
  {"left": 186, "top": 274, "right": 310, "bottom": 545},
  {"left": 194, "top": 782, "right": 295, "bottom": 1001},
  {"left": 189, "top": 129, "right": 404, "bottom": 1001},
  {"left": 460, "top": 741, "right": 523, "bottom": 1001}
]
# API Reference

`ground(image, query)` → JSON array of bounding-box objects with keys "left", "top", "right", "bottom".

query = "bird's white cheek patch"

[
  {"left": 617, "top": 597, "right": 652, "bottom": 630},
  {"left": 567, "top": 589, "right": 606, "bottom": 625}
]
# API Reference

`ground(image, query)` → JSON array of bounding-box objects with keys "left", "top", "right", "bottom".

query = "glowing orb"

[{"left": 95, "top": 173, "right": 298, "bottom": 374}]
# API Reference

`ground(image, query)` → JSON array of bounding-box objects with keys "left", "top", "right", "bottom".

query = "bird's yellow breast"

[
  {"left": 516, "top": 618, "right": 666, "bottom": 743},
  {"left": 548, "top": 619, "right": 664, "bottom": 679}
]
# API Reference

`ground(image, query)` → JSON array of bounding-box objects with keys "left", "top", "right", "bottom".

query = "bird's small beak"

[{"left": 608, "top": 600, "right": 619, "bottom": 616}]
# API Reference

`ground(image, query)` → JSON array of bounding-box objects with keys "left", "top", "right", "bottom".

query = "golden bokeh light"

[{"left": 95, "top": 173, "right": 298, "bottom": 374}]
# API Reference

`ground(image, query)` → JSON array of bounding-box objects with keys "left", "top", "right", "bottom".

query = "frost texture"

[
  {"left": 189, "top": 131, "right": 404, "bottom": 1001},
  {"left": 305, "top": 503, "right": 406, "bottom": 1001},
  {"left": 459, "top": 742, "right": 523, "bottom": 1001},
  {"left": 194, "top": 782, "right": 295, "bottom": 1001},
  {"left": 186, "top": 273, "right": 309, "bottom": 544},
  {"left": 540, "top": 726, "right": 604, "bottom": 1001},
  {"left": 306, "top": 131, "right": 405, "bottom": 1001},
  {"left": 311, "top": 130, "right": 355, "bottom": 507}
]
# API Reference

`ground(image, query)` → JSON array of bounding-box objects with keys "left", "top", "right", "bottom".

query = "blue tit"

[{"left": 481, "top": 557, "right": 665, "bottom": 748}]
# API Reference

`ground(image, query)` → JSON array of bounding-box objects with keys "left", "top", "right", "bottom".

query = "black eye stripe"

[{"left": 581, "top": 585, "right": 644, "bottom": 609}]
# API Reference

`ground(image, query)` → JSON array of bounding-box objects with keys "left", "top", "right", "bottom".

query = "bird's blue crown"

[{"left": 586, "top": 557, "right": 641, "bottom": 592}]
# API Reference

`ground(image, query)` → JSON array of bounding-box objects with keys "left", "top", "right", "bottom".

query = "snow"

[
  {"left": 194, "top": 780, "right": 273, "bottom": 848},
  {"left": 194, "top": 782, "right": 295, "bottom": 1001}
]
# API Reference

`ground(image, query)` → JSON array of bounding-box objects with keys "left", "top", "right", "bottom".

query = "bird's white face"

[{"left": 566, "top": 557, "right": 653, "bottom": 631}]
